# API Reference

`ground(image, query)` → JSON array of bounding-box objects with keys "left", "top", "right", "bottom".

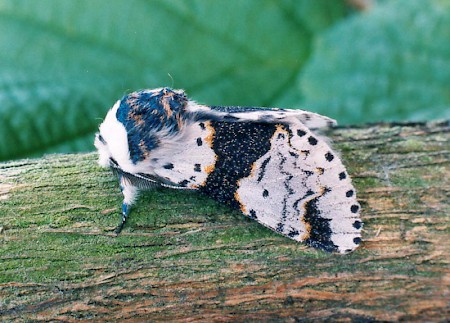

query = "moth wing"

[
  {"left": 187, "top": 103, "right": 336, "bottom": 129},
  {"left": 128, "top": 102, "right": 362, "bottom": 253},
  {"left": 230, "top": 121, "right": 362, "bottom": 253},
  {"left": 144, "top": 121, "right": 218, "bottom": 190}
]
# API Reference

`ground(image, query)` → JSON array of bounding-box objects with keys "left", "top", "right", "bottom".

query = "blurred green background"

[{"left": 1, "top": 0, "right": 449, "bottom": 161}]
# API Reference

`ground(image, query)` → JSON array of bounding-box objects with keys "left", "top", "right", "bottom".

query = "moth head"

[{"left": 95, "top": 88, "right": 188, "bottom": 172}]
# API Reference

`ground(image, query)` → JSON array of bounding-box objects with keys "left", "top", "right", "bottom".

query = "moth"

[{"left": 95, "top": 87, "right": 362, "bottom": 253}]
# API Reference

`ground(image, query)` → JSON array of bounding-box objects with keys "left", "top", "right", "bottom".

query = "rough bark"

[{"left": 0, "top": 121, "right": 449, "bottom": 322}]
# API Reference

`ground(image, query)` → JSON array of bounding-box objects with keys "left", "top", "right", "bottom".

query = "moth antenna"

[{"left": 167, "top": 73, "right": 174, "bottom": 88}]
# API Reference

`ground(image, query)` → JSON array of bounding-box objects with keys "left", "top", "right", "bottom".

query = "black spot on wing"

[
  {"left": 353, "top": 220, "right": 362, "bottom": 229},
  {"left": 262, "top": 189, "right": 269, "bottom": 198},
  {"left": 325, "top": 152, "right": 334, "bottom": 162},
  {"left": 351, "top": 204, "right": 360, "bottom": 213},
  {"left": 194, "top": 164, "right": 201, "bottom": 172},
  {"left": 297, "top": 129, "right": 306, "bottom": 137},
  {"left": 163, "top": 163, "right": 174, "bottom": 169},
  {"left": 308, "top": 136, "right": 318, "bottom": 145},
  {"left": 339, "top": 171, "right": 346, "bottom": 180},
  {"left": 346, "top": 190, "right": 354, "bottom": 197},
  {"left": 196, "top": 137, "right": 203, "bottom": 146},
  {"left": 249, "top": 209, "right": 257, "bottom": 219}
]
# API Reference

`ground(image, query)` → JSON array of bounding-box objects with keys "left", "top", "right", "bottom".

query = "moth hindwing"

[{"left": 94, "top": 87, "right": 362, "bottom": 253}]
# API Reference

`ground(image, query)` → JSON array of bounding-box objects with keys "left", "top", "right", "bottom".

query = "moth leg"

[
  {"left": 114, "top": 202, "right": 130, "bottom": 235},
  {"left": 114, "top": 174, "right": 138, "bottom": 235}
]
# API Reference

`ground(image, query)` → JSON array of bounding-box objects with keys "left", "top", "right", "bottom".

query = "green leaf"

[
  {"left": 300, "top": 0, "right": 450, "bottom": 124},
  {"left": 0, "top": 0, "right": 349, "bottom": 161}
]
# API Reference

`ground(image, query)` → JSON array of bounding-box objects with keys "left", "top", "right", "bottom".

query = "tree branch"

[{"left": 1, "top": 121, "right": 449, "bottom": 321}]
